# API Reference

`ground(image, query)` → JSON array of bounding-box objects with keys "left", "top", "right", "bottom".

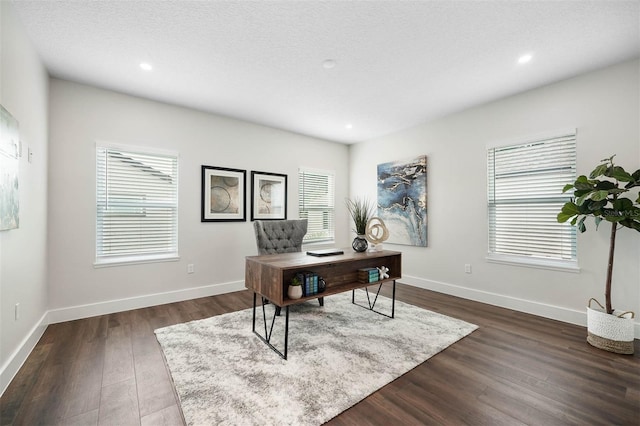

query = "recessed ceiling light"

[
  {"left": 345, "top": 123, "right": 353, "bottom": 130},
  {"left": 139, "top": 62, "right": 153, "bottom": 71},
  {"left": 518, "top": 54, "right": 533, "bottom": 64},
  {"left": 323, "top": 59, "right": 336, "bottom": 69}
]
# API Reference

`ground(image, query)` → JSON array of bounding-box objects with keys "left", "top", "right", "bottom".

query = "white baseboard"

[
  {"left": 1, "top": 280, "right": 245, "bottom": 397},
  {"left": 47, "top": 280, "right": 246, "bottom": 324},
  {"left": 0, "top": 312, "right": 48, "bottom": 397},
  {"left": 402, "top": 275, "right": 640, "bottom": 339}
]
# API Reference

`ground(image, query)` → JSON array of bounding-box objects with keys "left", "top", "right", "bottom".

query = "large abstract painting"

[
  {"left": 377, "top": 155, "right": 427, "bottom": 246},
  {"left": 0, "top": 105, "right": 20, "bottom": 231}
]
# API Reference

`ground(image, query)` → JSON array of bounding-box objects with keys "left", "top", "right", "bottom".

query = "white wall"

[
  {"left": 350, "top": 59, "right": 640, "bottom": 336},
  {"left": 0, "top": 2, "right": 50, "bottom": 393},
  {"left": 47, "top": 79, "right": 350, "bottom": 320}
]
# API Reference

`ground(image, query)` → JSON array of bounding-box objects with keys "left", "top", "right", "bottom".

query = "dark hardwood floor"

[{"left": 1, "top": 284, "right": 638, "bottom": 425}]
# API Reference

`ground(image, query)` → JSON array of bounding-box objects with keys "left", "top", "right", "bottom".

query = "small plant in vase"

[
  {"left": 346, "top": 197, "right": 375, "bottom": 252},
  {"left": 557, "top": 155, "right": 639, "bottom": 354},
  {"left": 288, "top": 275, "right": 303, "bottom": 299}
]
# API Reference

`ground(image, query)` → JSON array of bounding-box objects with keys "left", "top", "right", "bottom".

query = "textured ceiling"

[{"left": 10, "top": 0, "right": 640, "bottom": 144}]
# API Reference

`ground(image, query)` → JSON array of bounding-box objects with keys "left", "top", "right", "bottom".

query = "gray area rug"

[{"left": 155, "top": 291, "right": 478, "bottom": 426}]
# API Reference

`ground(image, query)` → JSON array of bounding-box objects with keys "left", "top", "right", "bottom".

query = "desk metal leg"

[
  {"left": 391, "top": 279, "right": 396, "bottom": 318},
  {"left": 352, "top": 280, "right": 396, "bottom": 319},
  {"left": 252, "top": 292, "right": 257, "bottom": 332},
  {"left": 251, "top": 293, "right": 289, "bottom": 360}
]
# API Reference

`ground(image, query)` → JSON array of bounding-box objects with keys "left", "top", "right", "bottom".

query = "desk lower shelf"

[{"left": 279, "top": 277, "right": 399, "bottom": 307}]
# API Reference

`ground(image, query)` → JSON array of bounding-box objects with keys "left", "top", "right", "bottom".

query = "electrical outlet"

[
  {"left": 15, "top": 303, "right": 20, "bottom": 321},
  {"left": 187, "top": 264, "right": 194, "bottom": 274},
  {"left": 464, "top": 264, "right": 472, "bottom": 274}
]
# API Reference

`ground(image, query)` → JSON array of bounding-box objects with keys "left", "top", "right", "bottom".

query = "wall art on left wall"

[{"left": 0, "top": 104, "right": 20, "bottom": 231}]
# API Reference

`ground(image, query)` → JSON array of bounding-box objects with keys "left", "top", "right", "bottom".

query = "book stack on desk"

[{"left": 358, "top": 267, "right": 379, "bottom": 283}]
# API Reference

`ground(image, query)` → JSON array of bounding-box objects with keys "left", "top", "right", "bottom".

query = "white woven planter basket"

[{"left": 586, "top": 298, "right": 635, "bottom": 355}]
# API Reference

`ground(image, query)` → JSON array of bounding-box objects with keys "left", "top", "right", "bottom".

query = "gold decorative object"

[{"left": 365, "top": 217, "right": 389, "bottom": 249}]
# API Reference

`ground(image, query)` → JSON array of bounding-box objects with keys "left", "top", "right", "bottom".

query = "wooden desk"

[{"left": 245, "top": 249, "right": 402, "bottom": 358}]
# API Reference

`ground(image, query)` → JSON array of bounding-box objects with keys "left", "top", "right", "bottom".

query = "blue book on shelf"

[{"left": 305, "top": 274, "right": 310, "bottom": 296}]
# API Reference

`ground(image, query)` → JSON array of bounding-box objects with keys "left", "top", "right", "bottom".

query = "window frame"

[
  {"left": 298, "top": 167, "right": 336, "bottom": 245},
  {"left": 95, "top": 142, "right": 179, "bottom": 267},
  {"left": 486, "top": 130, "right": 579, "bottom": 272}
]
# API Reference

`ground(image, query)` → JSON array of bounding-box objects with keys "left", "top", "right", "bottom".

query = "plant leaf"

[
  {"left": 621, "top": 219, "right": 640, "bottom": 232},
  {"left": 573, "top": 175, "right": 594, "bottom": 190},
  {"left": 612, "top": 197, "right": 633, "bottom": 211},
  {"left": 562, "top": 202, "right": 579, "bottom": 214},
  {"left": 624, "top": 170, "right": 640, "bottom": 188},
  {"left": 557, "top": 212, "right": 574, "bottom": 223},
  {"left": 589, "top": 164, "right": 608, "bottom": 179},
  {"left": 578, "top": 219, "right": 586, "bottom": 232},
  {"left": 590, "top": 190, "right": 609, "bottom": 201},
  {"left": 608, "top": 188, "right": 626, "bottom": 195},
  {"left": 561, "top": 183, "right": 574, "bottom": 193},
  {"left": 610, "top": 166, "right": 632, "bottom": 182},
  {"left": 587, "top": 200, "right": 607, "bottom": 211},
  {"left": 595, "top": 181, "right": 616, "bottom": 190},
  {"left": 573, "top": 189, "right": 591, "bottom": 198},
  {"left": 557, "top": 202, "right": 579, "bottom": 223},
  {"left": 575, "top": 192, "right": 591, "bottom": 206}
]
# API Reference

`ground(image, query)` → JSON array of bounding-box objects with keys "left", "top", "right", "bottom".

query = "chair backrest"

[{"left": 253, "top": 219, "right": 308, "bottom": 255}]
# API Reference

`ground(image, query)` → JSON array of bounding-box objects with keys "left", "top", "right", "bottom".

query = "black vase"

[{"left": 352, "top": 235, "right": 368, "bottom": 252}]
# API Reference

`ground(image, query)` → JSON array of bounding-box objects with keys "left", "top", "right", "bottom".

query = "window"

[
  {"left": 96, "top": 144, "right": 178, "bottom": 265},
  {"left": 487, "top": 131, "right": 577, "bottom": 270},
  {"left": 298, "top": 168, "right": 335, "bottom": 244}
]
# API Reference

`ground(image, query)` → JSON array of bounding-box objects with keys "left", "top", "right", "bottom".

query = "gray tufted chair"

[
  {"left": 253, "top": 219, "right": 308, "bottom": 255},
  {"left": 253, "top": 219, "right": 323, "bottom": 311}
]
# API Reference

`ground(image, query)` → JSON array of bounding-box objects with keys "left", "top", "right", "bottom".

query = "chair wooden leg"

[{"left": 318, "top": 297, "right": 324, "bottom": 307}]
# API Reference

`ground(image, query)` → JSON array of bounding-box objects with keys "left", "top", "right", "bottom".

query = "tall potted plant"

[
  {"left": 346, "top": 197, "right": 374, "bottom": 252},
  {"left": 557, "top": 155, "right": 640, "bottom": 354}
]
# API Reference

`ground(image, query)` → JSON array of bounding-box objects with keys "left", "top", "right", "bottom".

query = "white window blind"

[
  {"left": 96, "top": 145, "right": 178, "bottom": 264},
  {"left": 298, "top": 168, "right": 335, "bottom": 244},
  {"left": 487, "top": 132, "right": 577, "bottom": 266}
]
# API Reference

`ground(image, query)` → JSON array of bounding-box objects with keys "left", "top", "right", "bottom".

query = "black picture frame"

[
  {"left": 201, "top": 165, "right": 246, "bottom": 222},
  {"left": 250, "top": 171, "right": 287, "bottom": 221}
]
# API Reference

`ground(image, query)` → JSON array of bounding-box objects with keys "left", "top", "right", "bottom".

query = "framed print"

[
  {"left": 251, "top": 171, "right": 287, "bottom": 220},
  {"left": 201, "top": 165, "right": 246, "bottom": 222}
]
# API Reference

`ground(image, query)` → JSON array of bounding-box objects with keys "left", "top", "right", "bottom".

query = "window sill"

[
  {"left": 94, "top": 253, "right": 180, "bottom": 268},
  {"left": 486, "top": 253, "right": 580, "bottom": 273}
]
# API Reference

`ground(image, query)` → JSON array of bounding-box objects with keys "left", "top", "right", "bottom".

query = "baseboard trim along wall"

[
  {"left": 401, "top": 275, "right": 640, "bottom": 339},
  {"left": 0, "top": 312, "right": 48, "bottom": 397},
  {"left": 47, "top": 280, "right": 246, "bottom": 324},
  {"left": 0, "top": 280, "right": 245, "bottom": 397}
]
